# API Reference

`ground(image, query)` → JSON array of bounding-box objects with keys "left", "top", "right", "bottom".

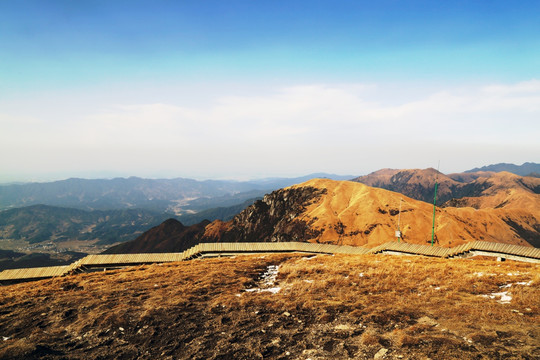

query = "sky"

[{"left": 1, "top": 0, "right": 539, "bottom": 182}]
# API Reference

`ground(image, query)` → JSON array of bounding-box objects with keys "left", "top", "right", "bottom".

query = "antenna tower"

[{"left": 431, "top": 161, "right": 440, "bottom": 246}]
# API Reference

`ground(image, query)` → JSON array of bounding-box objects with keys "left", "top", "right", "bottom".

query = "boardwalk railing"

[
  {"left": 0, "top": 266, "right": 71, "bottom": 284},
  {"left": 445, "top": 241, "right": 540, "bottom": 263},
  {"left": 1, "top": 241, "right": 539, "bottom": 283}
]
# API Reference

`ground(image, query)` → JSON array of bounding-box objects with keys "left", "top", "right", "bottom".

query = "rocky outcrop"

[{"left": 203, "top": 186, "right": 327, "bottom": 243}]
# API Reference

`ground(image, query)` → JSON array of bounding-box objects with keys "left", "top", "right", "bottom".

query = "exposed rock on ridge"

[{"left": 203, "top": 186, "right": 327, "bottom": 243}]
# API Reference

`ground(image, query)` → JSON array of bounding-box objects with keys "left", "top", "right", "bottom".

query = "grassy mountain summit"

[{"left": 1, "top": 254, "right": 538, "bottom": 359}]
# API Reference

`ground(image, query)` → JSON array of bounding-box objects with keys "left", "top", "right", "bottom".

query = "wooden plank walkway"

[
  {"left": 368, "top": 242, "right": 450, "bottom": 257},
  {"left": 0, "top": 266, "right": 70, "bottom": 284},
  {"left": 2, "top": 241, "right": 538, "bottom": 284},
  {"left": 445, "top": 241, "right": 540, "bottom": 262},
  {"left": 184, "top": 242, "right": 370, "bottom": 260},
  {"left": 65, "top": 253, "right": 187, "bottom": 274}
]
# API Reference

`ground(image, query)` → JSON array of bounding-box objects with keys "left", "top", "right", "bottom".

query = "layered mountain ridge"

[
  {"left": 0, "top": 174, "right": 352, "bottom": 213},
  {"left": 464, "top": 162, "right": 540, "bottom": 176},
  {"left": 108, "top": 172, "right": 540, "bottom": 253},
  {"left": 353, "top": 168, "right": 539, "bottom": 208}
]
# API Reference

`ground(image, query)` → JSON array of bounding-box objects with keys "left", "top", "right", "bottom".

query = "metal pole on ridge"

[{"left": 431, "top": 161, "right": 440, "bottom": 247}]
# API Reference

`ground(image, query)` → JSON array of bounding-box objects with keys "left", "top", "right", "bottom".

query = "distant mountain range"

[
  {"left": 1, "top": 166, "right": 536, "bottom": 212},
  {"left": 0, "top": 199, "right": 260, "bottom": 248},
  {"left": 0, "top": 173, "right": 353, "bottom": 213},
  {"left": 464, "top": 162, "right": 540, "bottom": 176},
  {"left": 352, "top": 167, "right": 540, "bottom": 205}
]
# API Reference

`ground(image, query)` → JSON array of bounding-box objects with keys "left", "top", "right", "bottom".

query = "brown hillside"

[
  {"left": 203, "top": 179, "right": 539, "bottom": 248},
  {"left": 443, "top": 172, "right": 540, "bottom": 210},
  {"left": 288, "top": 179, "right": 538, "bottom": 248},
  {"left": 447, "top": 171, "right": 493, "bottom": 183},
  {"left": 353, "top": 168, "right": 464, "bottom": 204},
  {"left": 354, "top": 169, "right": 540, "bottom": 211}
]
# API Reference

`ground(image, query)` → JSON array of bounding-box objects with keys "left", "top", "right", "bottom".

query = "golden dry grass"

[
  {"left": 0, "top": 253, "right": 538, "bottom": 359},
  {"left": 290, "top": 178, "right": 539, "bottom": 248}
]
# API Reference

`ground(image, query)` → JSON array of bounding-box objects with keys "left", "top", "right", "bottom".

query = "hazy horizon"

[
  {"left": 2, "top": 162, "right": 539, "bottom": 185},
  {"left": 0, "top": 170, "right": 359, "bottom": 184},
  {"left": 2, "top": 1, "right": 539, "bottom": 183}
]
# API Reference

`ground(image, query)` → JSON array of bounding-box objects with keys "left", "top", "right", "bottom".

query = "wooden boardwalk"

[
  {"left": 1, "top": 241, "right": 539, "bottom": 284},
  {"left": 0, "top": 266, "right": 70, "bottom": 284},
  {"left": 367, "top": 242, "right": 451, "bottom": 257},
  {"left": 446, "top": 241, "right": 540, "bottom": 263}
]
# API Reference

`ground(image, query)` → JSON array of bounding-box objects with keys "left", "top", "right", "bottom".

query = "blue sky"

[{"left": 1, "top": 1, "right": 539, "bottom": 181}]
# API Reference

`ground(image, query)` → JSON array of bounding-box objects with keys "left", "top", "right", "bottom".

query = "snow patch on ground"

[
  {"left": 261, "top": 265, "right": 279, "bottom": 286},
  {"left": 472, "top": 272, "right": 496, "bottom": 277},
  {"left": 242, "top": 264, "right": 281, "bottom": 295},
  {"left": 481, "top": 291, "right": 513, "bottom": 304},
  {"left": 500, "top": 281, "right": 532, "bottom": 289},
  {"left": 478, "top": 277, "right": 533, "bottom": 304},
  {"left": 245, "top": 287, "right": 281, "bottom": 294}
]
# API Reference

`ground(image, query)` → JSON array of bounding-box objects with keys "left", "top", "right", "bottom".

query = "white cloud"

[
  {"left": 482, "top": 79, "right": 540, "bottom": 95},
  {"left": 1, "top": 79, "right": 539, "bottom": 180}
]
